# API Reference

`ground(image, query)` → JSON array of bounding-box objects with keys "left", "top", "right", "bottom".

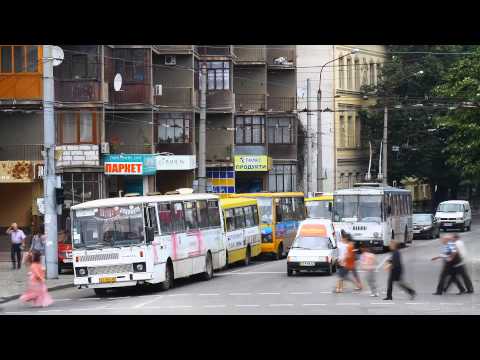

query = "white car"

[
  {"left": 435, "top": 200, "right": 472, "bottom": 232},
  {"left": 287, "top": 219, "right": 339, "bottom": 276}
]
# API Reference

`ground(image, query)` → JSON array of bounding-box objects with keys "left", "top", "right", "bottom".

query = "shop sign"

[
  {"left": 0, "top": 161, "right": 34, "bottom": 183},
  {"left": 103, "top": 154, "right": 156, "bottom": 176},
  {"left": 234, "top": 155, "right": 272, "bottom": 172},
  {"left": 156, "top": 155, "right": 196, "bottom": 170}
]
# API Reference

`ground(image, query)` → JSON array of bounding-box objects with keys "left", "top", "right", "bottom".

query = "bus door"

[
  {"left": 144, "top": 203, "right": 161, "bottom": 265},
  {"left": 224, "top": 208, "right": 243, "bottom": 263}
]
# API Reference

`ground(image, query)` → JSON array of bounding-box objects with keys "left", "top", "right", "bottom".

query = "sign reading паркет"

[{"left": 103, "top": 154, "right": 156, "bottom": 176}]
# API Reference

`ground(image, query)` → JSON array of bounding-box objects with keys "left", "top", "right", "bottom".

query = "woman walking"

[{"left": 20, "top": 250, "right": 54, "bottom": 308}]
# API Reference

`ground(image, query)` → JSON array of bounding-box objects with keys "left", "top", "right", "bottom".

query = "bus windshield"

[
  {"left": 306, "top": 200, "right": 331, "bottom": 219},
  {"left": 256, "top": 197, "right": 273, "bottom": 225},
  {"left": 72, "top": 205, "right": 145, "bottom": 249},
  {"left": 334, "top": 195, "right": 382, "bottom": 223}
]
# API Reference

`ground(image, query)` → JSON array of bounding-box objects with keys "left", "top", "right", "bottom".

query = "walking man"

[
  {"left": 383, "top": 240, "right": 416, "bottom": 300},
  {"left": 444, "top": 233, "right": 474, "bottom": 294},
  {"left": 6, "top": 223, "right": 26, "bottom": 270},
  {"left": 432, "top": 235, "right": 466, "bottom": 295}
]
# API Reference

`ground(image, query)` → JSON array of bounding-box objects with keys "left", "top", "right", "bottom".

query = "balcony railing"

[
  {"left": 196, "top": 45, "right": 232, "bottom": 57},
  {"left": 54, "top": 79, "right": 101, "bottom": 103},
  {"left": 267, "top": 96, "right": 296, "bottom": 112},
  {"left": 153, "top": 45, "right": 195, "bottom": 53},
  {"left": 155, "top": 87, "right": 195, "bottom": 109},
  {"left": 0, "top": 144, "right": 43, "bottom": 161},
  {"left": 110, "top": 83, "right": 151, "bottom": 105},
  {"left": 234, "top": 47, "right": 266, "bottom": 63},
  {"left": 109, "top": 144, "right": 153, "bottom": 154},
  {"left": 235, "top": 94, "right": 266, "bottom": 112},
  {"left": 207, "top": 90, "right": 234, "bottom": 111},
  {"left": 267, "top": 48, "right": 296, "bottom": 67}
]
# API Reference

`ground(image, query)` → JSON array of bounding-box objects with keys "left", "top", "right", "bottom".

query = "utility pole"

[
  {"left": 382, "top": 104, "right": 388, "bottom": 185},
  {"left": 198, "top": 63, "right": 207, "bottom": 193},
  {"left": 306, "top": 78, "right": 311, "bottom": 194},
  {"left": 43, "top": 45, "right": 58, "bottom": 279},
  {"left": 316, "top": 77, "right": 323, "bottom": 194}
]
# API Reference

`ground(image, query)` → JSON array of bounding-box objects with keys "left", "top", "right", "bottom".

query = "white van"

[{"left": 435, "top": 200, "right": 472, "bottom": 232}]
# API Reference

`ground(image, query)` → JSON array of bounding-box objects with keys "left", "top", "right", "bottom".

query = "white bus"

[
  {"left": 333, "top": 183, "right": 413, "bottom": 252},
  {"left": 70, "top": 194, "right": 226, "bottom": 296}
]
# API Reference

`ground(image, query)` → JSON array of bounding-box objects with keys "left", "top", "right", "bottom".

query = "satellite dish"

[
  {"left": 52, "top": 46, "right": 64, "bottom": 66},
  {"left": 114, "top": 73, "right": 123, "bottom": 92}
]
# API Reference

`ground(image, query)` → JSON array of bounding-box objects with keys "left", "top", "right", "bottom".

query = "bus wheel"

[
  {"left": 244, "top": 246, "right": 251, "bottom": 266},
  {"left": 275, "top": 243, "right": 284, "bottom": 260},
  {"left": 201, "top": 252, "right": 214, "bottom": 281},
  {"left": 160, "top": 261, "right": 174, "bottom": 291},
  {"left": 94, "top": 288, "right": 108, "bottom": 297}
]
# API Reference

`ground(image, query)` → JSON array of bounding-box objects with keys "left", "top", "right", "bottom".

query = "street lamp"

[{"left": 316, "top": 48, "right": 359, "bottom": 192}]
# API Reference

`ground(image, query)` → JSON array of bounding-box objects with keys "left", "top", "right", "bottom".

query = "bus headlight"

[
  {"left": 262, "top": 234, "right": 273, "bottom": 243},
  {"left": 75, "top": 267, "right": 88, "bottom": 277},
  {"left": 373, "top": 232, "right": 380, "bottom": 239},
  {"left": 133, "top": 262, "right": 146, "bottom": 272}
]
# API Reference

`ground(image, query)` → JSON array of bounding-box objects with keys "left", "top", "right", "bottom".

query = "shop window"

[
  {"left": 268, "top": 164, "right": 297, "bottom": 192},
  {"left": 196, "top": 200, "right": 209, "bottom": 229},
  {"left": 206, "top": 61, "right": 230, "bottom": 90},
  {"left": 268, "top": 117, "right": 295, "bottom": 144},
  {"left": 172, "top": 202, "right": 185, "bottom": 233},
  {"left": 244, "top": 206, "right": 255, "bottom": 227},
  {"left": 234, "top": 207, "right": 246, "bottom": 229},
  {"left": 184, "top": 201, "right": 198, "bottom": 231},
  {"left": 235, "top": 116, "right": 265, "bottom": 145},
  {"left": 225, "top": 208, "right": 235, "bottom": 232},
  {"left": 158, "top": 113, "right": 191, "bottom": 144},
  {"left": 58, "top": 111, "right": 97, "bottom": 144},
  {"left": 207, "top": 200, "right": 221, "bottom": 227}
]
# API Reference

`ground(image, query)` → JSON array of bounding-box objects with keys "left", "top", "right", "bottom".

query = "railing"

[
  {"left": 109, "top": 144, "right": 153, "bottom": 154},
  {"left": 155, "top": 87, "right": 194, "bottom": 108},
  {"left": 207, "top": 90, "right": 234, "bottom": 111},
  {"left": 234, "top": 47, "right": 266, "bottom": 63},
  {"left": 110, "top": 83, "right": 151, "bottom": 105},
  {"left": 0, "top": 144, "right": 43, "bottom": 161},
  {"left": 153, "top": 45, "right": 195, "bottom": 53},
  {"left": 267, "top": 96, "right": 296, "bottom": 112},
  {"left": 267, "top": 48, "right": 296, "bottom": 67},
  {"left": 54, "top": 79, "right": 101, "bottom": 103},
  {"left": 196, "top": 45, "right": 232, "bottom": 57},
  {"left": 235, "top": 94, "right": 266, "bottom": 112}
]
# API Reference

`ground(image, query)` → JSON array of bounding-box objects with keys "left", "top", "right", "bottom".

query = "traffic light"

[{"left": 56, "top": 188, "right": 65, "bottom": 205}]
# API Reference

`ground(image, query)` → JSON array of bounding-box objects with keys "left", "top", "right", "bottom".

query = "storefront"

[
  {"left": 156, "top": 155, "right": 196, "bottom": 194},
  {"left": 104, "top": 154, "right": 156, "bottom": 197},
  {"left": 234, "top": 155, "right": 272, "bottom": 193}
]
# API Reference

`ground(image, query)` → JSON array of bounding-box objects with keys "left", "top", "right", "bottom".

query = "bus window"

[
  {"left": 196, "top": 200, "right": 209, "bottom": 229},
  {"left": 148, "top": 205, "right": 159, "bottom": 235},
  {"left": 184, "top": 201, "right": 198, "bottom": 231},
  {"left": 244, "top": 206, "right": 255, "bottom": 227},
  {"left": 234, "top": 207, "right": 246, "bottom": 229},
  {"left": 172, "top": 202, "right": 185, "bottom": 233},
  {"left": 294, "top": 197, "right": 306, "bottom": 220},
  {"left": 251, "top": 205, "right": 259, "bottom": 225},
  {"left": 225, "top": 209, "right": 235, "bottom": 232},
  {"left": 158, "top": 203, "right": 173, "bottom": 234},
  {"left": 207, "top": 200, "right": 221, "bottom": 227},
  {"left": 275, "top": 199, "right": 283, "bottom": 223},
  {"left": 281, "top": 198, "right": 293, "bottom": 221}
]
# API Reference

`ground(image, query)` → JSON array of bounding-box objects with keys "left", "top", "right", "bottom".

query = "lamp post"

[{"left": 317, "top": 48, "right": 359, "bottom": 192}]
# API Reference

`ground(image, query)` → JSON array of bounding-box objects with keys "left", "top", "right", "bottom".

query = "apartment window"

[
  {"left": 58, "top": 111, "right": 97, "bottom": 144},
  {"left": 235, "top": 116, "right": 265, "bottom": 144},
  {"left": 115, "top": 48, "right": 145, "bottom": 82},
  {"left": 0, "top": 46, "right": 39, "bottom": 74},
  {"left": 354, "top": 59, "right": 360, "bottom": 90},
  {"left": 339, "top": 115, "right": 346, "bottom": 148},
  {"left": 62, "top": 173, "right": 101, "bottom": 206},
  {"left": 58, "top": 49, "right": 98, "bottom": 80},
  {"left": 346, "top": 58, "right": 352, "bottom": 90},
  {"left": 207, "top": 61, "right": 230, "bottom": 90},
  {"left": 347, "top": 115, "right": 353, "bottom": 147},
  {"left": 157, "top": 113, "right": 191, "bottom": 144},
  {"left": 338, "top": 58, "right": 345, "bottom": 89},
  {"left": 268, "top": 117, "right": 295, "bottom": 144},
  {"left": 369, "top": 62, "right": 375, "bottom": 85},
  {"left": 355, "top": 116, "right": 361, "bottom": 147},
  {"left": 1, "top": 46, "right": 12, "bottom": 72},
  {"left": 268, "top": 164, "right": 296, "bottom": 192}
]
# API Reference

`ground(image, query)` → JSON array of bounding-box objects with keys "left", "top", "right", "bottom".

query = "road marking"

[
  {"left": 258, "top": 292, "right": 280, "bottom": 295},
  {"left": 302, "top": 303, "right": 326, "bottom": 306},
  {"left": 337, "top": 303, "right": 361, "bottom": 306},
  {"left": 217, "top": 271, "right": 285, "bottom": 275},
  {"left": 198, "top": 293, "right": 220, "bottom": 296},
  {"left": 289, "top": 292, "right": 312, "bottom": 295},
  {"left": 318, "top": 291, "right": 333, "bottom": 294},
  {"left": 406, "top": 302, "right": 428, "bottom": 305},
  {"left": 68, "top": 308, "right": 96, "bottom": 312},
  {"left": 370, "top": 302, "right": 395, "bottom": 305},
  {"left": 235, "top": 304, "right": 260, "bottom": 307},
  {"left": 107, "top": 296, "right": 131, "bottom": 299},
  {"left": 55, "top": 299, "right": 71, "bottom": 302},
  {"left": 440, "top": 303, "right": 464, "bottom": 306},
  {"left": 168, "top": 305, "right": 193, "bottom": 309},
  {"left": 269, "top": 303, "right": 294, "bottom": 307},
  {"left": 5, "top": 311, "right": 29, "bottom": 314},
  {"left": 38, "top": 309, "right": 64, "bottom": 313},
  {"left": 229, "top": 292, "right": 252, "bottom": 296},
  {"left": 132, "top": 297, "right": 162, "bottom": 309},
  {"left": 79, "top": 298, "right": 100, "bottom": 301},
  {"left": 166, "top": 293, "right": 191, "bottom": 297},
  {"left": 203, "top": 304, "right": 227, "bottom": 308}
]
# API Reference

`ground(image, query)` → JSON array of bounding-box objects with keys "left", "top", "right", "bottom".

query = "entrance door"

[{"left": 124, "top": 176, "right": 143, "bottom": 195}]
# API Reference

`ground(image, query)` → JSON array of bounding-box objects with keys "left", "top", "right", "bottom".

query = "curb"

[{"left": 0, "top": 283, "right": 72, "bottom": 305}]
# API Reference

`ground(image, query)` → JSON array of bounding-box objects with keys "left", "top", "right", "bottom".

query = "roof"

[
  {"left": 439, "top": 200, "right": 469, "bottom": 204},
  {"left": 220, "top": 197, "right": 257, "bottom": 209},
  {"left": 299, "top": 224, "right": 328, "bottom": 237},
  {"left": 305, "top": 195, "right": 333, "bottom": 202},
  {"left": 229, "top": 192, "right": 304, "bottom": 198},
  {"left": 71, "top": 193, "right": 219, "bottom": 210},
  {"left": 335, "top": 185, "right": 410, "bottom": 195}
]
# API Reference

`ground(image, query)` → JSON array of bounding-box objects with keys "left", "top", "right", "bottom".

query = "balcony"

[
  {"left": 110, "top": 83, "right": 151, "bottom": 106},
  {"left": 196, "top": 45, "right": 232, "bottom": 57},
  {"left": 54, "top": 79, "right": 101, "bottom": 103},
  {"left": 234, "top": 47, "right": 266, "bottom": 64},
  {"left": 155, "top": 87, "right": 196, "bottom": 109},
  {"left": 235, "top": 94, "right": 266, "bottom": 113},
  {"left": 109, "top": 144, "right": 154, "bottom": 154},
  {"left": 153, "top": 45, "right": 195, "bottom": 54},
  {"left": 267, "top": 48, "right": 296, "bottom": 68},
  {"left": 0, "top": 144, "right": 43, "bottom": 161},
  {"left": 267, "top": 96, "right": 296, "bottom": 113},
  {"left": 207, "top": 90, "right": 234, "bottom": 112}
]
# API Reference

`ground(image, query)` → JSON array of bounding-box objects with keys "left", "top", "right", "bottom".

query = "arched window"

[
  {"left": 338, "top": 57, "right": 345, "bottom": 89},
  {"left": 354, "top": 58, "right": 360, "bottom": 90},
  {"left": 346, "top": 57, "right": 352, "bottom": 90}
]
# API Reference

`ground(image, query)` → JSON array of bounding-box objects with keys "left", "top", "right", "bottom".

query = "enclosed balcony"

[
  {"left": 109, "top": 144, "right": 154, "bottom": 154},
  {"left": 235, "top": 94, "right": 266, "bottom": 113},
  {"left": 267, "top": 96, "right": 296, "bottom": 113},
  {"left": 155, "top": 87, "right": 197, "bottom": 109},
  {"left": 233, "top": 46, "right": 266, "bottom": 64},
  {"left": 55, "top": 80, "right": 102, "bottom": 103},
  {"left": 267, "top": 46, "right": 296, "bottom": 68},
  {"left": 153, "top": 45, "right": 196, "bottom": 54},
  {"left": 207, "top": 90, "right": 234, "bottom": 112},
  {"left": 196, "top": 45, "right": 233, "bottom": 57}
]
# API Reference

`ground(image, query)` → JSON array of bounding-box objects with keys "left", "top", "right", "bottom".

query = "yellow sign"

[
  {"left": 234, "top": 155, "right": 272, "bottom": 172},
  {"left": 0, "top": 161, "right": 35, "bottom": 183}
]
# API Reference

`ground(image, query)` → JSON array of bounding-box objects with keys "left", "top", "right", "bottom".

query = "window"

[
  {"left": 354, "top": 58, "right": 360, "bottom": 90},
  {"left": 251, "top": 205, "right": 259, "bottom": 225},
  {"left": 57, "top": 48, "right": 98, "bottom": 80},
  {"left": 339, "top": 115, "right": 346, "bottom": 148},
  {"left": 347, "top": 115, "right": 353, "bottom": 147},
  {"left": 207, "top": 200, "right": 221, "bottom": 227},
  {"left": 293, "top": 197, "right": 305, "bottom": 221},
  {"left": 346, "top": 58, "right": 352, "bottom": 90},
  {"left": 235, "top": 116, "right": 265, "bottom": 144},
  {"left": 148, "top": 206, "right": 159, "bottom": 235},
  {"left": 26, "top": 46, "right": 37, "bottom": 72},
  {"left": 158, "top": 203, "right": 173, "bottom": 234},
  {"left": 362, "top": 59, "right": 368, "bottom": 87},
  {"left": 172, "top": 202, "right": 185, "bottom": 233},
  {"left": 244, "top": 206, "right": 255, "bottom": 227},
  {"left": 158, "top": 113, "right": 191, "bottom": 144},
  {"left": 338, "top": 58, "right": 344, "bottom": 89},
  {"left": 355, "top": 116, "right": 361, "bottom": 147},
  {"left": 225, "top": 209, "right": 235, "bottom": 232},
  {"left": 58, "top": 111, "right": 97, "bottom": 144},
  {"left": 369, "top": 62, "right": 375, "bottom": 85},
  {"left": 196, "top": 200, "right": 209, "bottom": 229},
  {"left": 115, "top": 48, "right": 146, "bottom": 82},
  {"left": 268, "top": 117, "right": 295, "bottom": 144},
  {"left": 234, "top": 207, "right": 246, "bottom": 229},
  {"left": 268, "top": 164, "right": 297, "bottom": 192},
  {"left": 376, "top": 63, "right": 382, "bottom": 83},
  {"left": 14, "top": 46, "right": 25, "bottom": 73},
  {"left": 0, "top": 46, "right": 38, "bottom": 74},
  {"left": 1, "top": 46, "right": 12, "bottom": 73},
  {"left": 62, "top": 173, "right": 100, "bottom": 207},
  {"left": 184, "top": 201, "right": 198, "bottom": 231},
  {"left": 281, "top": 198, "right": 294, "bottom": 221},
  {"left": 207, "top": 61, "right": 230, "bottom": 90}
]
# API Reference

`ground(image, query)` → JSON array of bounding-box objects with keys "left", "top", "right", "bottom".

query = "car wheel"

[
  {"left": 460, "top": 225, "right": 465, "bottom": 232},
  {"left": 244, "top": 246, "right": 251, "bottom": 266},
  {"left": 160, "top": 261, "right": 174, "bottom": 291},
  {"left": 287, "top": 268, "right": 293, "bottom": 276},
  {"left": 201, "top": 252, "right": 214, "bottom": 281},
  {"left": 275, "top": 243, "right": 283, "bottom": 261},
  {"left": 94, "top": 288, "right": 108, "bottom": 297}
]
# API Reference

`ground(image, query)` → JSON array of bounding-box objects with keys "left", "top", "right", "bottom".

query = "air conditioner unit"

[
  {"left": 100, "top": 142, "right": 110, "bottom": 154},
  {"left": 154, "top": 84, "right": 162, "bottom": 96},
  {"left": 165, "top": 55, "right": 176, "bottom": 65}
]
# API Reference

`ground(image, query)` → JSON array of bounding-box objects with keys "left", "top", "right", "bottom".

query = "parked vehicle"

[
  {"left": 287, "top": 219, "right": 339, "bottom": 276},
  {"left": 58, "top": 230, "right": 73, "bottom": 273},
  {"left": 412, "top": 213, "right": 440, "bottom": 239},
  {"left": 435, "top": 200, "right": 472, "bottom": 232}
]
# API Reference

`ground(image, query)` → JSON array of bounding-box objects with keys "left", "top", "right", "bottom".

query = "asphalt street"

[{"left": 2, "top": 221, "right": 480, "bottom": 315}]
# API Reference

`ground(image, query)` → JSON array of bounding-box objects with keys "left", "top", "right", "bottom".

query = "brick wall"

[{"left": 56, "top": 145, "right": 100, "bottom": 168}]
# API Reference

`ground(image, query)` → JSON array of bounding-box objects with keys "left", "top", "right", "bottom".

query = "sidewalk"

[{"left": 0, "top": 253, "right": 73, "bottom": 304}]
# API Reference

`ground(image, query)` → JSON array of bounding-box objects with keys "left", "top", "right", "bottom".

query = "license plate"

[
  {"left": 300, "top": 261, "right": 315, "bottom": 266},
  {"left": 444, "top": 223, "right": 452, "bottom": 227},
  {"left": 413, "top": 230, "right": 420, "bottom": 234},
  {"left": 99, "top": 277, "right": 116, "bottom": 284},
  {"left": 63, "top": 259, "right": 72, "bottom": 263}
]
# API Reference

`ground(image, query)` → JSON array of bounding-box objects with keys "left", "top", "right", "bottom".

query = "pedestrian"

[
  {"left": 30, "top": 225, "right": 46, "bottom": 268},
  {"left": 335, "top": 231, "right": 362, "bottom": 293},
  {"left": 360, "top": 244, "right": 379, "bottom": 297},
  {"left": 334, "top": 231, "right": 348, "bottom": 293},
  {"left": 443, "top": 233, "right": 473, "bottom": 294},
  {"left": 432, "top": 235, "right": 466, "bottom": 295},
  {"left": 383, "top": 240, "right": 416, "bottom": 300},
  {"left": 20, "top": 250, "right": 53, "bottom": 308},
  {"left": 6, "top": 222, "right": 26, "bottom": 270}
]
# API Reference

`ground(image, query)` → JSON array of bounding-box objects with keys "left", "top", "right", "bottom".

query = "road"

[{"left": 2, "top": 221, "right": 480, "bottom": 315}]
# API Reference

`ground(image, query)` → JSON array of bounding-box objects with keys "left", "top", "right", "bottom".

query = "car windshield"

[
  {"left": 438, "top": 203, "right": 463, "bottom": 213},
  {"left": 256, "top": 197, "right": 273, "bottom": 225},
  {"left": 72, "top": 205, "right": 145, "bottom": 249},
  {"left": 413, "top": 214, "right": 432, "bottom": 223},
  {"left": 306, "top": 200, "right": 332, "bottom": 219},
  {"left": 334, "top": 195, "right": 382, "bottom": 223},
  {"left": 292, "top": 236, "right": 331, "bottom": 250}
]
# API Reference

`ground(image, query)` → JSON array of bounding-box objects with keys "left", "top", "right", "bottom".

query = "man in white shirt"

[
  {"left": 444, "top": 234, "right": 474, "bottom": 294},
  {"left": 6, "top": 222, "right": 26, "bottom": 270}
]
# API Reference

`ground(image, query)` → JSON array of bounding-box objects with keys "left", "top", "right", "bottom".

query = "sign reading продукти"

[
  {"left": 234, "top": 155, "right": 272, "bottom": 172},
  {"left": 104, "top": 154, "right": 156, "bottom": 176}
]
